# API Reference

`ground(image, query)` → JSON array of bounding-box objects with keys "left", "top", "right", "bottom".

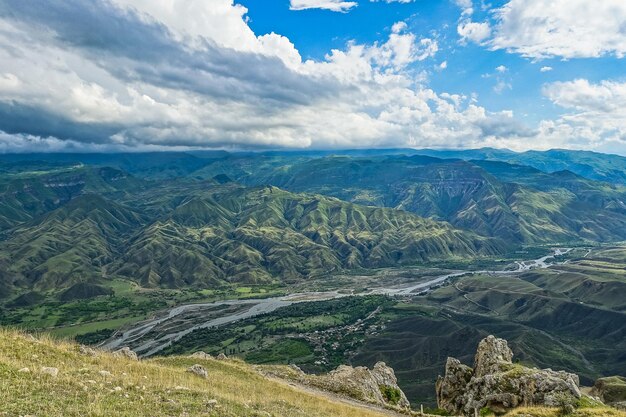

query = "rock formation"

[
  {"left": 113, "top": 347, "right": 138, "bottom": 361},
  {"left": 261, "top": 361, "right": 410, "bottom": 410},
  {"left": 325, "top": 362, "right": 410, "bottom": 409},
  {"left": 189, "top": 351, "right": 214, "bottom": 360},
  {"left": 187, "top": 364, "right": 208, "bottom": 379},
  {"left": 591, "top": 376, "right": 626, "bottom": 411},
  {"left": 436, "top": 335, "right": 581, "bottom": 416}
]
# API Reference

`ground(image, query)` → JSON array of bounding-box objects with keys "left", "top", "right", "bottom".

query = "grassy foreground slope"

[
  {"left": 0, "top": 329, "right": 399, "bottom": 417},
  {"left": 1, "top": 330, "right": 623, "bottom": 417}
]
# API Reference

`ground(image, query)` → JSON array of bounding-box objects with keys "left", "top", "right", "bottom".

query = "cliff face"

[{"left": 436, "top": 335, "right": 581, "bottom": 416}]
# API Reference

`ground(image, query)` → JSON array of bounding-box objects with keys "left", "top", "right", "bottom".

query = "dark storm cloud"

[
  {"left": 0, "top": 102, "right": 123, "bottom": 143},
  {"left": 0, "top": 0, "right": 336, "bottom": 105}
]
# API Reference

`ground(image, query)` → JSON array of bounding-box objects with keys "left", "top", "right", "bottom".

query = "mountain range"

[{"left": 1, "top": 147, "right": 625, "bottom": 311}]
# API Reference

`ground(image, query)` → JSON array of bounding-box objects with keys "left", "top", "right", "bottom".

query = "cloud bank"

[{"left": 0, "top": 0, "right": 623, "bottom": 154}]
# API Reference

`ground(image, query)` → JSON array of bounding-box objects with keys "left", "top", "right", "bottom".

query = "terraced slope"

[{"left": 352, "top": 248, "right": 626, "bottom": 405}]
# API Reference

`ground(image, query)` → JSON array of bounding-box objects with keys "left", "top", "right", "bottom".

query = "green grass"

[
  {"left": 49, "top": 315, "right": 147, "bottom": 339},
  {"left": 245, "top": 339, "right": 314, "bottom": 364}
]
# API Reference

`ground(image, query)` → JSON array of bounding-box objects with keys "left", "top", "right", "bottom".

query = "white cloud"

[
  {"left": 112, "top": 0, "right": 303, "bottom": 69},
  {"left": 488, "top": 0, "right": 626, "bottom": 59},
  {"left": 457, "top": 20, "right": 491, "bottom": 44},
  {"left": 454, "top": 0, "right": 473, "bottom": 16},
  {"left": 539, "top": 79, "right": 626, "bottom": 153},
  {"left": 493, "top": 79, "right": 511, "bottom": 94},
  {"left": 289, "top": 0, "right": 357, "bottom": 12},
  {"left": 391, "top": 21, "right": 408, "bottom": 33},
  {"left": 0, "top": 0, "right": 622, "bottom": 154},
  {"left": 540, "top": 66, "right": 553, "bottom": 72},
  {"left": 495, "top": 65, "right": 507, "bottom": 73}
]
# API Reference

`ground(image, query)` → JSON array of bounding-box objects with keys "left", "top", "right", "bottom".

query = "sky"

[{"left": 0, "top": 0, "right": 625, "bottom": 154}]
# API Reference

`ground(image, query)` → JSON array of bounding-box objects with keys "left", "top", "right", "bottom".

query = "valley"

[
  {"left": 95, "top": 246, "right": 626, "bottom": 407},
  {"left": 0, "top": 150, "right": 625, "bottom": 412},
  {"left": 99, "top": 247, "right": 573, "bottom": 357}
]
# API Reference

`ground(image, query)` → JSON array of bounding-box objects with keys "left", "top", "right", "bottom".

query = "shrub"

[{"left": 379, "top": 385, "right": 402, "bottom": 405}]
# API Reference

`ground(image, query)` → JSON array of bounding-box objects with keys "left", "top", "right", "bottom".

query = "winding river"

[{"left": 101, "top": 248, "right": 572, "bottom": 357}]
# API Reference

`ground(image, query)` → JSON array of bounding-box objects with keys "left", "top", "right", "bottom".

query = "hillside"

[
  {"left": 0, "top": 165, "right": 144, "bottom": 232},
  {"left": 1, "top": 330, "right": 623, "bottom": 417},
  {"left": 0, "top": 178, "right": 501, "bottom": 306},
  {"left": 413, "top": 148, "right": 626, "bottom": 185},
  {"left": 113, "top": 185, "right": 502, "bottom": 287},
  {"left": 351, "top": 248, "right": 626, "bottom": 405},
  {"left": 0, "top": 329, "right": 405, "bottom": 417},
  {"left": 0, "top": 194, "right": 146, "bottom": 291},
  {"left": 203, "top": 155, "right": 626, "bottom": 244}
]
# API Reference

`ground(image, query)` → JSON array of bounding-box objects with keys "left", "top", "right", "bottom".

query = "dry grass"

[
  {"left": 0, "top": 329, "right": 399, "bottom": 417},
  {"left": 504, "top": 406, "right": 626, "bottom": 417}
]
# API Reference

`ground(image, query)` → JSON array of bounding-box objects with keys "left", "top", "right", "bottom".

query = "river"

[{"left": 100, "top": 248, "right": 572, "bottom": 357}]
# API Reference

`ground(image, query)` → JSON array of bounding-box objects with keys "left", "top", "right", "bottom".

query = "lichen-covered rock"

[
  {"left": 437, "top": 335, "right": 581, "bottom": 416},
  {"left": 41, "top": 367, "right": 59, "bottom": 377},
  {"left": 187, "top": 364, "right": 208, "bottom": 379},
  {"left": 216, "top": 353, "right": 228, "bottom": 361},
  {"left": 473, "top": 335, "right": 513, "bottom": 377},
  {"left": 306, "top": 362, "right": 410, "bottom": 410},
  {"left": 436, "top": 358, "right": 473, "bottom": 413},
  {"left": 113, "top": 347, "right": 138, "bottom": 361},
  {"left": 189, "top": 351, "right": 214, "bottom": 360}
]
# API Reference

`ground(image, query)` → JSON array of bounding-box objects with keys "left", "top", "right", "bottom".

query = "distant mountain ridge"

[
  {"left": 0, "top": 167, "right": 501, "bottom": 297},
  {"left": 1, "top": 148, "right": 626, "bottom": 300},
  {"left": 204, "top": 155, "right": 626, "bottom": 244}
]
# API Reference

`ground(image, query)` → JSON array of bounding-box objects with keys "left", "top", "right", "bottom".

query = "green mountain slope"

[
  {"left": 0, "top": 194, "right": 146, "bottom": 291},
  {"left": 114, "top": 185, "right": 502, "bottom": 288},
  {"left": 207, "top": 155, "right": 626, "bottom": 244},
  {"left": 0, "top": 179, "right": 502, "bottom": 296},
  {"left": 0, "top": 165, "right": 144, "bottom": 231}
]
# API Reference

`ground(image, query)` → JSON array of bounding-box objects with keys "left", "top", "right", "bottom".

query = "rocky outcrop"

[
  {"left": 79, "top": 345, "right": 97, "bottom": 356},
  {"left": 591, "top": 376, "right": 626, "bottom": 410},
  {"left": 189, "top": 351, "right": 214, "bottom": 360},
  {"left": 327, "top": 362, "right": 410, "bottom": 409},
  {"left": 187, "top": 364, "right": 208, "bottom": 379},
  {"left": 261, "top": 362, "right": 410, "bottom": 410},
  {"left": 113, "top": 347, "right": 138, "bottom": 361},
  {"left": 437, "top": 335, "right": 581, "bottom": 416}
]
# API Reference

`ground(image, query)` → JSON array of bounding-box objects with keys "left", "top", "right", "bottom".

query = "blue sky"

[
  {"left": 0, "top": 0, "right": 625, "bottom": 153},
  {"left": 240, "top": 0, "right": 621, "bottom": 125}
]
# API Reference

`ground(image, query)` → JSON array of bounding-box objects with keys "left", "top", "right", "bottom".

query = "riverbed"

[{"left": 101, "top": 248, "right": 572, "bottom": 357}]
